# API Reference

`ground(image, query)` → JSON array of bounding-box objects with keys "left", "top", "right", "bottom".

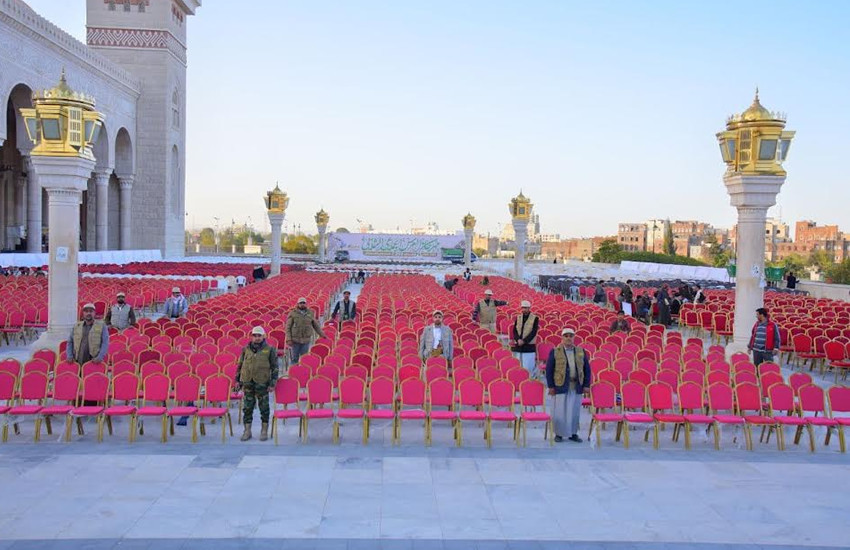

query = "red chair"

[
  {"left": 766, "top": 383, "right": 808, "bottom": 451},
  {"left": 620, "top": 380, "right": 653, "bottom": 449},
  {"left": 455, "top": 378, "right": 485, "bottom": 447},
  {"left": 198, "top": 374, "right": 234, "bottom": 442},
  {"left": 678, "top": 381, "right": 716, "bottom": 450},
  {"left": 167, "top": 374, "right": 201, "bottom": 442},
  {"left": 272, "top": 378, "right": 303, "bottom": 445},
  {"left": 647, "top": 382, "right": 685, "bottom": 449},
  {"left": 365, "top": 377, "right": 395, "bottom": 443},
  {"left": 303, "top": 376, "right": 334, "bottom": 443},
  {"left": 827, "top": 386, "right": 850, "bottom": 453},
  {"left": 735, "top": 382, "right": 775, "bottom": 451},
  {"left": 825, "top": 341, "right": 850, "bottom": 382},
  {"left": 6, "top": 371, "right": 48, "bottom": 442},
  {"left": 797, "top": 384, "right": 837, "bottom": 452},
  {"left": 104, "top": 373, "right": 140, "bottom": 442},
  {"left": 36, "top": 373, "right": 80, "bottom": 442},
  {"left": 587, "top": 381, "right": 623, "bottom": 447},
  {"left": 334, "top": 377, "right": 367, "bottom": 444},
  {"left": 427, "top": 378, "right": 456, "bottom": 446},
  {"left": 397, "top": 378, "right": 427, "bottom": 444},
  {"left": 135, "top": 373, "right": 170, "bottom": 443},
  {"left": 67, "top": 372, "right": 110, "bottom": 442},
  {"left": 486, "top": 379, "right": 517, "bottom": 448}
]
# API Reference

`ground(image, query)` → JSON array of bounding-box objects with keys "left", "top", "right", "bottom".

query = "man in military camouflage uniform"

[
  {"left": 286, "top": 297, "right": 326, "bottom": 364},
  {"left": 235, "top": 326, "right": 279, "bottom": 441}
]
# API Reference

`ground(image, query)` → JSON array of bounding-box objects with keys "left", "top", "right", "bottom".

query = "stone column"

[
  {"left": 117, "top": 174, "right": 133, "bottom": 250},
  {"left": 25, "top": 156, "right": 42, "bottom": 253},
  {"left": 3, "top": 173, "right": 13, "bottom": 249},
  {"left": 30, "top": 155, "right": 96, "bottom": 350},
  {"left": 15, "top": 175, "right": 26, "bottom": 228},
  {"left": 464, "top": 228, "right": 474, "bottom": 268},
  {"left": 725, "top": 173, "right": 785, "bottom": 355},
  {"left": 317, "top": 226, "right": 327, "bottom": 263},
  {"left": 268, "top": 212, "right": 285, "bottom": 276},
  {"left": 512, "top": 219, "right": 528, "bottom": 282},
  {"left": 94, "top": 170, "right": 111, "bottom": 250}
]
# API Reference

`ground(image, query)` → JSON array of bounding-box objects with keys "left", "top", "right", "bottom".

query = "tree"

[
  {"left": 283, "top": 234, "right": 318, "bottom": 254},
  {"left": 808, "top": 249, "right": 833, "bottom": 272},
  {"left": 335, "top": 227, "right": 350, "bottom": 233},
  {"left": 826, "top": 258, "right": 850, "bottom": 285},
  {"left": 662, "top": 222, "right": 675, "bottom": 256},
  {"left": 779, "top": 253, "right": 806, "bottom": 279},
  {"left": 199, "top": 227, "right": 216, "bottom": 246},
  {"left": 704, "top": 234, "right": 730, "bottom": 267},
  {"left": 473, "top": 247, "right": 487, "bottom": 259},
  {"left": 592, "top": 239, "right": 623, "bottom": 264}
]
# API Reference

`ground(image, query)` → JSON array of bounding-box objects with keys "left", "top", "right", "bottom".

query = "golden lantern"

[
  {"left": 716, "top": 89, "right": 795, "bottom": 176},
  {"left": 19, "top": 69, "right": 104, "bottom": 160},
  {"left": 462, "top": 213, "right": 476, "bottom": 231},
  {"left": 315, "top": 208, "right": 330, "bottom": 229},
  {"left": 508, "top": 191, "right": 533, "bottom": 221},
  {"left": 264, "top": 183, "right": 289, "bottom": 214}
]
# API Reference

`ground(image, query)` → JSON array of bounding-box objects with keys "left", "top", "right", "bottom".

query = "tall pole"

[
  {"left": 315, "top": 209, "right": 330, "bottom": 263},
  {"left": 268, "top": 212, "right": 284, "bottom": 276},
  {"left": 32, "top": 156, "right": 96, "bottom": 349},
  {"left": 462, "top": 213, "right": 476, "bottom": 268},
  {"left": 509, "top": 192, "right": 533, "bottom": 283},
  {"left": 716, "top": 90, "right": 794, "bottom": 356},
  {"left": 265, "top": 184, "right": 290, "bottom": 276}
]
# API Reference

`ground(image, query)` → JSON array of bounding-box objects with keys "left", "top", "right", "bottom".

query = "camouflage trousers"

[{"left": 242, "top": 381, "right": 270, "bottom": 424}]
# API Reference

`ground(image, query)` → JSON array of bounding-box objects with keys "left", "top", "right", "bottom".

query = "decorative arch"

[
  {"left": 114, "top": 127, "right": 133, "bottom": 176},
  {"left": 92, "top": 121, "right": 111, "bottom": 170},
  {"left": 5, "top": 83, "right": 34, "bottom": 153}
]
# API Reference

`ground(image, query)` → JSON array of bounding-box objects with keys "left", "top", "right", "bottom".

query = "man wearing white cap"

[
  {"left": 510, "top": 300, "right": 539, "bottom": 375},
  {"left": 419, "top": 310, "right": 454, "bottom": 364},
  {"left": 105, "top": 291, "right": 137, "bottom": 330},
  {"left": 235, "top": 326, "right": 279, "bottom": 441},
  {"left": 163, "top": 287, "right": 188, "bottom": 319},
  {"left": 286, "top": 297, "right": 326, "bottom": 364},
  {"left": 66, "top": 303, "right": 109, "bottom": 365},
  {"left": 545, "top": 328, "right": 591, "bottom": 443},
  {"left": 472, "top": 289, "right": 508, "bottom": 333}
]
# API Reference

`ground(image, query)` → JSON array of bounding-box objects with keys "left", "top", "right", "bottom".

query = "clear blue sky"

[{"left": 26, "top": 1, "right": 850, "bottom": 238}]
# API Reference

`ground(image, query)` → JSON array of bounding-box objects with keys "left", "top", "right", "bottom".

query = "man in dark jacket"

[
  {"left": 748, "top": 308, "right": 781, "bottom": 366},
  {"left": 546, "top": 328, "right": 591, "bottom": 443},
  {"left": 510, "top": 300, "right": 539, "bottom": 375},
  {"left": 609, "top": 311, "right": 631, "bottom": 334},
  {"left": 235, "top": 326, "right": 280, "bottom": 442}
]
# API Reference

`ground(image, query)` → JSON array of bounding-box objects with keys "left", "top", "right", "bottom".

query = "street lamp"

[
  {"left": 265, "top": 183, "right": 289, "bottom": 276},
  {"left": 20, "top": 70, "right": 105, "bottom": 350},
  {"left": 717, "top": 89, "right": 794, "bottom": 355},
  {"left": 315, "top": 209, "right": 330, "bottom": 263},
  {"left": 462, "top": 213, "right": 476, "bottom": 267},
  {"left": 509, "top": 191, "right": 533, "bottom": 280}
]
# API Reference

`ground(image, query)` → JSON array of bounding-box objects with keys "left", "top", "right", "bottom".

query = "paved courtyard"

[{"left": 0, "top": 410, "right": 848, "bottom": 549}]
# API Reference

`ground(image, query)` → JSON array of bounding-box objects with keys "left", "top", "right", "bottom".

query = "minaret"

[{"left": 86, "top": 0, "right": 201, "bottom": 256}]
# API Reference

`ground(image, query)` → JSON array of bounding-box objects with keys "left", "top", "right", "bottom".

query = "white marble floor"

[{"left": 0, "top": 412, "right": 848, "bottom": 549}]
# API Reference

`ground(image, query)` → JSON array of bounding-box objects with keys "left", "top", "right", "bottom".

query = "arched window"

[{"left": 172, "top": 88, "right": 180, "bottom": 129}]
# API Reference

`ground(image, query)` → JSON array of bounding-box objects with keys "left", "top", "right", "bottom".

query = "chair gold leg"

[
  {"left": 128, "top": 417, "right": 135, "bottom": 443},
  {"left": 838, "top": 427, "right": 846, "bottom": 453},
  {"left": 64, "top": 416, "right": 72, "bottom": 442},
  {"left": 272, "top": 418, "right": 278, "bottom": 446},
  {"left": 45, "top": 416, "right": 52, "bottom": 435},
  {"left": 684, "top": 423, "right": 691, "bottom": 450},
  {"left": 161, "top": 416, "right": 167, "bottom": 443},
  {"left": 191, "top": 416, "right": 198, "bottom": 443},
  {"left": 713, "top": 423, "right": 720, "bottom": 450},
  {"left": 34, "top": 418, "right": 41, "bottom": 442},
  {"left": 456, "top": 421, "right": 462, "bottom": 447},
  {"left": 807, "top": 425, "right": 815, "bottom": 453},
  {"left": 363, "top": 418, "right": 369, "bottom": 445},
  {"left": 623, "top": 423, "right": 630, "bottom": 449}
]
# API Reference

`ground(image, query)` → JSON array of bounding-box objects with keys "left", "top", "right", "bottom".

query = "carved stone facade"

[{"left": 0, "top": 0, "right": 200, "bottom": 256}]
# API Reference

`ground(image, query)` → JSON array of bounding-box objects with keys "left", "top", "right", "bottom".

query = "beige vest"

[
  {"left": 287, "top": 309, "right": 318, "bottom": 344},
  {"left": 110, "top": 304, "right": 132, "bottom": 329},
  {"left": 514, "top": 313, "right": 538, "bottom": 342},
  {"left": 239, "top": 343, "right": 275, "bottom": 384},
  {"left": 478, "top": 300, "right": 497, "bottom": 324},
  {"left": 553, "top": 344, "right": 585, "bottom": 388},
  {"left": 72, "top": 321, "right": 105, "bottom": 362}
]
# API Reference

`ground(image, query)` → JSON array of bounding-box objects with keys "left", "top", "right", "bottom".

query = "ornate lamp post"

[
  {"left": 19, "top": 70, "right": 104, "bottom": 349},
  {"left": 509, "top": 191, "right": 533, "bottom": 281},
  {"left": 716, "top": 90, "right": 794, "bottom": 354},
  {"left": 315, "top": 209, "right": 330, "bottom": 263},
  {"left": 462, "top": 212, "right": 476, "bottom": 268},
  {"left": 264, "top": 184, "right": 289, "bottom": 276}
]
